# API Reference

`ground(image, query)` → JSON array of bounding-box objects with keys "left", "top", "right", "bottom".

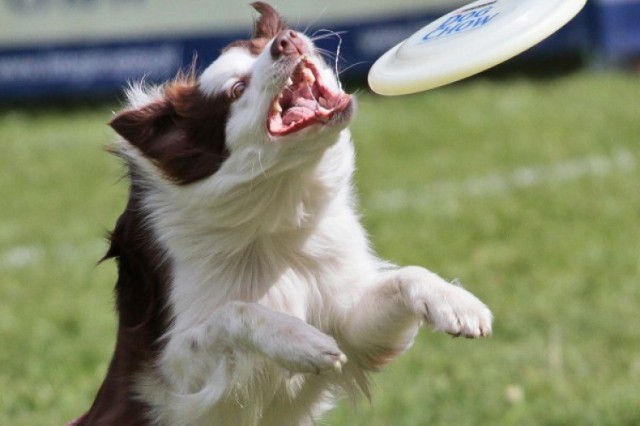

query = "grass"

[{"left": 1, "top": 70, "right": 639, "bottom": 425}]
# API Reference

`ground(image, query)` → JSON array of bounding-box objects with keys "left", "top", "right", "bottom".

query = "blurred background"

[
  {"left": 0, "top": 0, "right": 639, "bottom": 100},
  {"left": 1, "top": 1, "right": 639, "bottom": 425}
]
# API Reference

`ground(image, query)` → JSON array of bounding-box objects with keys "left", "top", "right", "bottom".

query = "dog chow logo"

[{"left": 422, "top": 1, "right": 500, "bottom": 42}]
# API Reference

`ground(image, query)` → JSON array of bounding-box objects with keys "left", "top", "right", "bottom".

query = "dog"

[{"left": 71, "top": 3, "right": 492, "bottom": 425}]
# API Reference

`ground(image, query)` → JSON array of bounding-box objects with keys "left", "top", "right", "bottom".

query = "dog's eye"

[{"left": 229, "top": 81, "right": 246, "bottom": 100}]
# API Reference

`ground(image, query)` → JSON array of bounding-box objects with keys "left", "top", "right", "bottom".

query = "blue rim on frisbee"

[{"left": 368, "top": 0, "right": 587, "bottom": 95}]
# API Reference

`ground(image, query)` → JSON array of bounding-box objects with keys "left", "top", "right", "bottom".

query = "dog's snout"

[{"left": 270, "top": 30, "right": 304, "bottom": 59}]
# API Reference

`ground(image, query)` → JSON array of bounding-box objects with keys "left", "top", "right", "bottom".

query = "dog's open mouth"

[{"left": 268, "top": 57, "right": 351, "bottom": 137}]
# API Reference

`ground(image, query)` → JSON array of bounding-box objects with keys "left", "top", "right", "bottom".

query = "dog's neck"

[{"left": 134, "top": 129, "right": 352, "bottom": 230}]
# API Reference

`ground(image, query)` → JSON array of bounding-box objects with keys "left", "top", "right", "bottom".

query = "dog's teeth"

[
  {"left": 303, "top": 67, "right": 315, "bottom": 85},
  {"left": 272, "top": 100, "right": 282, "bottom": 113},
  {"left": 286, "top": 77, "right": 293, "bottom": 86}
]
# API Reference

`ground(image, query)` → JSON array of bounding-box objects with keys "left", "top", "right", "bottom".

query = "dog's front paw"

[
  {"left": 399, "top": 267, "right": 493, "bottom": 338},
  {"left": 260, "top": 315, "right": 347, "bottom": 375},
  {"left": 420, "top": 284, "right": 493, "bottom": 338}
]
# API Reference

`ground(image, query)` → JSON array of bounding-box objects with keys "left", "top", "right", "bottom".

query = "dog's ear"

[
  {"left": 251, "top": 2, "right": 287, "bottom": 39},
  {"left": 110, "top": 99, "right": 187, "bottom": 180},
  {"left": 110, "top": 100, "right": 175, "bottom": 151},
  {"left": 225, "top": 3, "right": 287, "bottom": 55},
  {"left": 110, "top": 81, "right": 230, "bottom": 184}
]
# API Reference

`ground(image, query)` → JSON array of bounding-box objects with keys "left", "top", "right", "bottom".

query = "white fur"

[
  {"left": 119, "top": 31, "right": 492, "bottom": 426},
  {"left": 200, "top": 47, "right": 256, "bottom": 97}
]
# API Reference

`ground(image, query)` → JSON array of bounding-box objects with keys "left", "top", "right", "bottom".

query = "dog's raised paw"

[
  {"left": 259, "top": 316, "right": 348, "bottom": 375},
  {"left": 398, "top": 267, "right": 493, "bottom": 339},
  {"left": 282, "top": 333, "right": 348, "bottom": 374},
  {"left": 421, "top": 286, "right": 493, "bottom": 338}
]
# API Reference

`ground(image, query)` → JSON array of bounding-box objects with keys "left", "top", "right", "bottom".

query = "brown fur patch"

[
  {"left": 227, "top": 2, "right": 287, "bottom": 55},
  {"left": 110, "top": 77, "right": 230, "bottom": 185}
]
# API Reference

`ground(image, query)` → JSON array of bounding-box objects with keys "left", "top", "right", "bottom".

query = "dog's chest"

[{"left": 167, "top": 229, "right": 330, "bottom": 325}]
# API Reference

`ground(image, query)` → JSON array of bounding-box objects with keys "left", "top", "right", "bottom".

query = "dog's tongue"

[
  {"left": 282, "top": 96, "right": 317, "bottom": 125},
  {"left": 282, "top": 108, "right": 311, "bottom": 125}
]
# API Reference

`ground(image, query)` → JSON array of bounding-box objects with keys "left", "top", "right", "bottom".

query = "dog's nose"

[{"left": 270, "top": 30, "right": 304, "bottom": 59}]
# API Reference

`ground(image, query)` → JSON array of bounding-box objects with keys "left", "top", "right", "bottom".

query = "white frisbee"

[{"left": 368, "top": 0, "right": 586, "bottom": 95}]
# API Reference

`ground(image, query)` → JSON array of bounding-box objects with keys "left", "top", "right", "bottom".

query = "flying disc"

[{"left": 368, "top": 0, "right": 586, "bottom": 95}]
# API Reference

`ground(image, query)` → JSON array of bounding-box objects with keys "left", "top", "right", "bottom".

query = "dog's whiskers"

[
  {"left": 310, "top": 29, "right": 345, "bottom": 91},
  {"left": 301, "top": 6, "right": 329, "bottom": 37},
  {"left": 309, "top": 29, "right": 347, "bottom": 42},
  {"left": 336, "top": 61, "right": 369, "bottom": 77}
]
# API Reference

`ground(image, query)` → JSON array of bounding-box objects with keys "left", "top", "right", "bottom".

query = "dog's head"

[{"left": 110, "top": 2, "right": 354, "bottom": 186}]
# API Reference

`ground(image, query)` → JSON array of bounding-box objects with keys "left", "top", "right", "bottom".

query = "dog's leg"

[
  {"left": 341, "top": 266, "right": 492, "bottom": 368},
  {"left": 139, "top": 302, "right": 347, "bottom": 423},
  {"left": 161, "top": 301, "right": 347, "bottom": 388}
]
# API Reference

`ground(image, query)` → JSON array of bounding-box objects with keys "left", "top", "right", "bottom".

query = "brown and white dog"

[{"left": 72, "top": 3, "right": 492, "bottom": 425}]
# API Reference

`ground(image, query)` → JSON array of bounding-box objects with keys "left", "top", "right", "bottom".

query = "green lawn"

[{"left": 1, "top": 70, "right": 639, "bottom": 425}]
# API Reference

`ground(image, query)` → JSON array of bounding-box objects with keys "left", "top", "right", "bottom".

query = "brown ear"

[
  {"left": 109, "top": 100, "right": 174, "bottom": 153},
  {"left": 110, "top": 81, "right": 231, "bottom": 185},
  {"left": 251, "top": 2, "right": 287, "bottom": 39}
]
